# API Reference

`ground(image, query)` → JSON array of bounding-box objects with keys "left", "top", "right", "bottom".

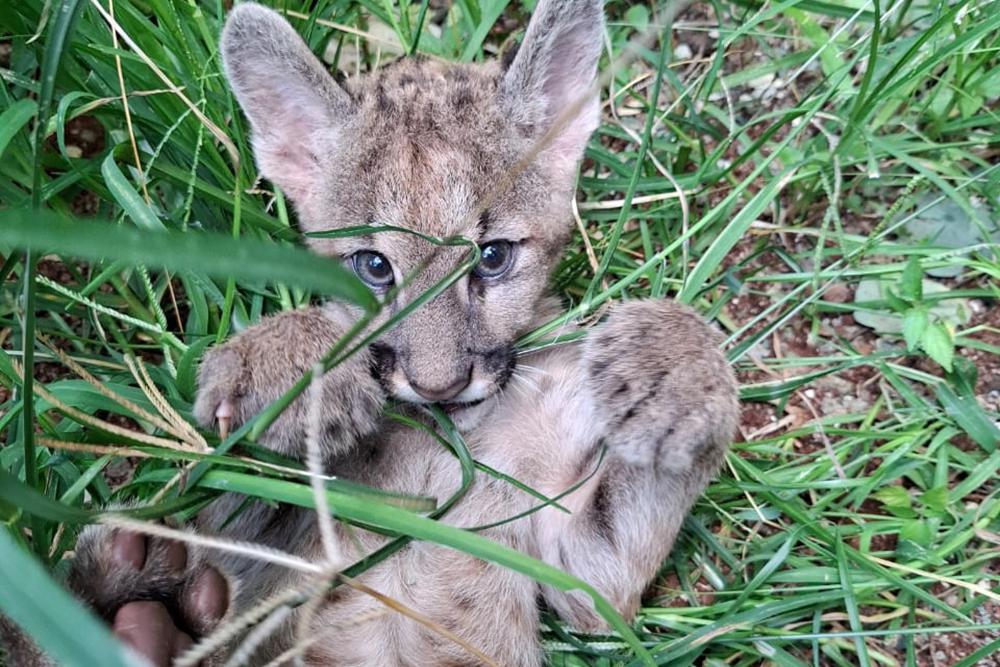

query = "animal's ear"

[
  {"left": 500, "top": 0, "right": 604, "bottom": 180},
  {"left": 221, "top": 3, "right": 354, "bottom": 206}
]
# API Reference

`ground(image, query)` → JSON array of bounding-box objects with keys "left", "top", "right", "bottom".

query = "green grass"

[{"left": 1, "top": 0, "right": 999, "bottom": 665}]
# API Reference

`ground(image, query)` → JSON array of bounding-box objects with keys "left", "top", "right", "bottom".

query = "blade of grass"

[
  {"left": 21, "top": 0, "right": 87, "bottom": 561},
  {"left": 0, "top": 99, "right": 37, "bottom": 159},
  {"left": 0, "top": 209, "right": 378, "bottom": 310}
]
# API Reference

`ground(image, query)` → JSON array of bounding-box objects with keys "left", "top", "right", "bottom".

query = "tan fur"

[{"left": 11, "top": 2, "right": 739, "bottom": 665}]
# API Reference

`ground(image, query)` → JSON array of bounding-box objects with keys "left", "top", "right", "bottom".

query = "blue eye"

[
  {"left": 474, "top": 240, "right": 514, "bottom": 279},
  {"left": 352, "top": 251, "right": 395, "bottom": 288}
]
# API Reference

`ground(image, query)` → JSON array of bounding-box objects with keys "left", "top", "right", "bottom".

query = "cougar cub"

[{"left": 12, "top": 1, "right": 738, "bottom": 664}]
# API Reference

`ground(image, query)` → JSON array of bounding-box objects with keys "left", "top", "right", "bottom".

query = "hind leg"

[{"left": 71, "top": 525, "right": 232, "bottom": 666}]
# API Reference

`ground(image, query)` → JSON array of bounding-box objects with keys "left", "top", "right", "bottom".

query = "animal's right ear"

[{"left": 221, "top": 3, "right": 354, "bottom": 207}]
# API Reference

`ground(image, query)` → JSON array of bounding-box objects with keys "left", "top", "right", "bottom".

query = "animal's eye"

[
  {"left": 474, "top": 240, "right": 515, "bottom": 279},
  {"left": 352, "top": 251, "right": 395, "bottom": 288}
]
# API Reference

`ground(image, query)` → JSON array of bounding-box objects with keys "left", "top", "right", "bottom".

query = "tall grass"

[{"left": 1, "top": 1, "right": 998, "bottom": 665}]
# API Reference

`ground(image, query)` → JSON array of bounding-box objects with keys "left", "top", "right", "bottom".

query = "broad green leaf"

[
  {"left": 0, "top": 529, "right": 143, "bottom": 667},
  {"left": 853, "top": 278, "right": 970, "bottom": 334},
  {"left": 920, "top": 486, "right": 949, "bottom": 514},
  {"left": 921, "top": 323, "right": 954, "bottom": 372},
  {"left": 872, "top": 486, "right": 913, "bottom": 518},
  {"left": 899, "top": 520, "right": 932, "bottom": 546},
  {"left": 898, "top": 257, "right": 923, "bottom": 302},
  {"left": 0, "top": 208, "right": 378, "bottom": 311},
  {"left": 902, "top": 308, "right": 928, "bottom": 351},
  {"left": 885, "top": 287, "right": 910, "bottom": 313},
  {"left": 895, "top": 537, "right": 943, "bottom": 565}
]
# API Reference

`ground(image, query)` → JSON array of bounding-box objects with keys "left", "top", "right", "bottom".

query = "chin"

[{"left": 439, "top": 394, "right": 502, "bottom": 431}]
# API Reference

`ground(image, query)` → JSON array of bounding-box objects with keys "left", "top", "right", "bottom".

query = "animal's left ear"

[{"left": 500, "top": 0, "right": 604, "bottom": 182}]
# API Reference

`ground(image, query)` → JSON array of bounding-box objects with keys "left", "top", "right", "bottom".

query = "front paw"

[
  {"left": 70, "top": 525, "right": 232, "bottom": 666},
  {"left": 585, "top": 300, "right": 738, "bottom": 475},
  {"left": 193, "top": 306, "right": 383, "bottom": 459}
]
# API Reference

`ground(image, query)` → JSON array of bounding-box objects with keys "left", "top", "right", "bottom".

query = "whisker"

[
  {"left": 513, "top": 363, "right": 550, "bottom": 378},
  {"left": 508, "top": 370, "right": 541, "bottom": 395}
]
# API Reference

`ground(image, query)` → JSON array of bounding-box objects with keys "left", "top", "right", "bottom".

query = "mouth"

[
  {"left": 439, "top": 397, "right": 487, "bottom": 414},
  {"left": 369, "top": 342, "right": 516, "bottom": 412}
]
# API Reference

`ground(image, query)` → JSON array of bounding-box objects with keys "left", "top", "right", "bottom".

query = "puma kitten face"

[{"left": 221, "top": 1, "right": 604, "bottom": 410}]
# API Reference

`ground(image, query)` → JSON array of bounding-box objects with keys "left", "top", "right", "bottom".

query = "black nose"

[{"left": 410, "top": 369, "right": 472, "bottom": 403}]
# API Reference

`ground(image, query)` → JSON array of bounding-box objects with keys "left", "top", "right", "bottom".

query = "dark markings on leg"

[
  {"left": 454, "top": 591, "right": 478, "bottom": 612},
  {"left": 375, "top": 80, "right": 395, "bottom": 114},
  {"left": 691, "top": 433, "right": 721, "bottom": 461},
  {"left": 450, "top": 85, "right": 475, "bottom": 111},
  {"left": 419, "top": 626, "right": 449, "bottom": 649},
  {"left": 588, "top": 358, "right": 608, "bottom": 378},
  {"left": 616, "top": 382, "right": 661, "bottom": 426},
  {"left": 653, "top": 426, "right": 676, "bottom": 462},
  {"left": 324, "top": 421, "right": 342, "bottom": 443},
  {"left": 588, "top": 478, "right": 615, "bottom": 544}
]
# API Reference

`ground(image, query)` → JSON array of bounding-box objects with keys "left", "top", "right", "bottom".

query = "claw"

[{"left": 216, "top": 399, "right": 234, "bottom": 441}]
